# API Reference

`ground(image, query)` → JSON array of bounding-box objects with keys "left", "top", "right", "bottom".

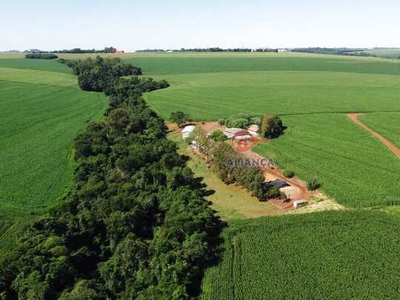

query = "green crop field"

[
  {"left": 253, "top": 114, "right": 400, "bottom": 207},
  {"left": 126, "top": 52, "right": 400, "bottom": 76},
  {"left": 134, "top": 53, "right": 400, "bottom": 207},
  {"left": 0, "top": 63, "right": 107, "bottom": 259},
  {"left": 201, "top": 210, "right": 400, "bottom": 300},
  {"left": 0, "top": 58, "right": 72, "bottom": 74},
  {"left": 144, "top": 71, "right": 400, "bottom": 120}
]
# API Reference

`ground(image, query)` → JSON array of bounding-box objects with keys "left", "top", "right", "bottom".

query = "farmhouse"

[
  {"left": 224, "top": 128, "right": 252, "bottom": 139},
  {"left": 181, "top": 125, "right": 195, "bottom": 139}
]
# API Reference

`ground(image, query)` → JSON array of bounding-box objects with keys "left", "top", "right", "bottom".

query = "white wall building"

[{"left": 181, "top": 125, "right": 195, "bottom": 139}]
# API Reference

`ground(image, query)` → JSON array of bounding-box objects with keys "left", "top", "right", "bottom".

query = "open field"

[
  {"left": 128, "top": 53, "right": 400, "bottom": 76},
  {"left": 0, "top": 58, "right": 72, "bottom": 74},
  {"left": 0, "top": 65, "right": 107, "bottom": 259},
  {"left": 201, "top": 210, "right": 400, "bottom": 300},
  {"left": 5, "top": 52, "right": 400, "bottom": 75},
  {"left": 144, "top": 71, "right": 400, "bottom": 120}
]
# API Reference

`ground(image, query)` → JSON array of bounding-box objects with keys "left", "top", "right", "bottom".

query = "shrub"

[
  {"left": 250, "top": 116, "right": 262, "bottom": 125},
  {"left": 264, "top": 185, "right": 283, "bottom": 200},
  {"left": 209, "top": 130, "right": 227, "bottom": 142},
  {"left": 226, "top": 117, "right": 249, "bottom": 128},
  {"left": 223, "top": 114, "right": 262, "bottom": 129},
  {"left": 283, "top": 170, "right": 295, "bottom": 178},
  {"left": 307, "top": 176, "right": 321, "bottom": 191},
  {"left": 218, "top": 119, "right": 225, "bottom": 125}
]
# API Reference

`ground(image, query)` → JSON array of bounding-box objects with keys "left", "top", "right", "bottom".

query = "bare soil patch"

[{"left": 166, "top": 121, "right": 224, "bottom": 135}]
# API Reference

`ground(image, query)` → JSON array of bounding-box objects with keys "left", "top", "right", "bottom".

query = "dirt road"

[{"left": 347, "top": 113, "right": 400, "bottom": 159}]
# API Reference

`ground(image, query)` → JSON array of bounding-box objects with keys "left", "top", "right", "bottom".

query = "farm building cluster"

[
  {"left": 181, "top": 124, "right": 260, "bottom": 140},
  {"left": 179, "top": 121, "right": 308, "bottom": 209}
]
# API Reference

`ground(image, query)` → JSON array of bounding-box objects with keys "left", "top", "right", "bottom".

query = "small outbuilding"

[
  {"left": 293, "top": 199, "right": 308, "bottom": 209},
  {"left": 266, "top": 179, "right": 290, "bottom": 189},
  {"left": 181, "top": 125, "right": 195, "bottom": 139},
  {"left": 248, "top": 124, "right": 259, "bottom": 135}
]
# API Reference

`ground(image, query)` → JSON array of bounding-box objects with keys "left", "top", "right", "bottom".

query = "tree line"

[
  {"left": 211, "top": 142, "right": 265, "bottom": 200},
  {"left": 292, "top": 47, "right": 377, "bottom": 57},
  {"left": 40, "top": 47, "right": 118, "bottom": 54},
  {"left": 137, "top": 48, "right": 279, "bottom": 53},
  {"left": 25, "top": 53, "right": 58, "bottom": 59},
  {"left": 0, "top": 57, "right": 223, "bottom": 299}
]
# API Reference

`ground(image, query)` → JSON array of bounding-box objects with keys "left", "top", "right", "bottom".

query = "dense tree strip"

[
  {"left": 211, "top": 142, "right": 265, "bottom": 200},
  {"left": 25, "top": 53, "right": 58, "bottom": 59},
  {"left": 0, "top": 57, "right": 223, "bottom": 299}
]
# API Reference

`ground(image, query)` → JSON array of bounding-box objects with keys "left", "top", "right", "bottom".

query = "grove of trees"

[
  {"left": 211, "top": 142, "right": 264, "bottom": 200},
  {"left": 58, "top": 57, "right": 157, "bottom": 92},
  {"left": 221, "top": 114, "right": 261, "bottom": 129}
]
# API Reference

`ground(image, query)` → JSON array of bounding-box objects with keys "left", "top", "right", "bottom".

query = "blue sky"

[{"left": 1, "top": 0, "right": 400, "bottom": 51}]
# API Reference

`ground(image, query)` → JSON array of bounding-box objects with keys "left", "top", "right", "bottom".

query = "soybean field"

[
  {"left": 201, "top": 210, "right": 400, "bottom": 300},
  {"left": 0, "top": 63, "right": 107, "bottom": 259}
]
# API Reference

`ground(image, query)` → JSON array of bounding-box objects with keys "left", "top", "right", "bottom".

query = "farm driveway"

[{"left": 347, "top": 113, "right": 400, "bottom": 159}]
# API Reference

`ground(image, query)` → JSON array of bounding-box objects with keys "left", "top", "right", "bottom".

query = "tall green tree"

[
  {"left": 170, "top": 111, "right": 190, "bottom": 128},
  {"left": 261, "top": 114, "right": 285, "bottom": 138}
]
